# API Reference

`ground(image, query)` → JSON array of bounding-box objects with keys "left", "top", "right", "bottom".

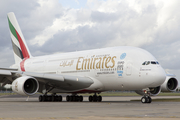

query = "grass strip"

[{"left": 0, "top": 92, "right": 16, "bottom": 96}]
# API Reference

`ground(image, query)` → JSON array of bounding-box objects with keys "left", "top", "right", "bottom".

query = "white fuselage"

[{"left": 17, "top": 46, "right": 166, "bottom": 93}]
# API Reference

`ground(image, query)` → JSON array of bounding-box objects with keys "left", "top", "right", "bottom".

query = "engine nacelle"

[
  {"left": 12, "top": 76, "right": 39, "bottom": 96},
  {"left": 161, "top": 75, "right": 178, "bottom": 92},
  {"left": 135, "top": 86, "right": 161, "bottom": 96}
]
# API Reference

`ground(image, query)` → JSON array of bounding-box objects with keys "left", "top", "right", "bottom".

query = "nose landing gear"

[
  {"left": 141, "top": 90, "right": 152, "bottom": 103},
  {"left": 141, "top": 96, "right": 152, "bottom": 103}
]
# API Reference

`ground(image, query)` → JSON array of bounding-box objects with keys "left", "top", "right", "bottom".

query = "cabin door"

[{"left": 126, "top": 62, "right": 132, "bottom": 76}]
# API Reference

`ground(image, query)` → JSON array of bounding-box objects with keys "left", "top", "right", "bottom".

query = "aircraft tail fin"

[{"left": 7, "top": 12, "right": 32, "bottom": 64}]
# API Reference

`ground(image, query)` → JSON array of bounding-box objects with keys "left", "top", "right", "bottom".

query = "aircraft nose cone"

[{"left": 150, "top": 67, "right": 166, "bottom": 87}]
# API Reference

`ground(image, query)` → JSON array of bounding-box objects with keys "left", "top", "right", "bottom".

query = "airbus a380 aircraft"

[{"left": 0, "top": 12, "right": 178, "bottom": 103}]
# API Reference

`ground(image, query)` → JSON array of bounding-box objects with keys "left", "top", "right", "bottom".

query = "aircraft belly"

[
  {"left": 50, "top": 88, "right": 77, "bottom": 93},
  {"left": 97, "top": 76, "right": 119, "bottom": 90}
]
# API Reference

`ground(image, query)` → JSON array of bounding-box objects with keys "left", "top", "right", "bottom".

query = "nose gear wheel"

[{"left": 141, "top": 96, "right": 152, "bottom": 103}]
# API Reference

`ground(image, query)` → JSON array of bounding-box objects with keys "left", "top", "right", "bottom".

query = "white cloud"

[{"left": 30, "top": 8, "right": 95, "bottom": 46}]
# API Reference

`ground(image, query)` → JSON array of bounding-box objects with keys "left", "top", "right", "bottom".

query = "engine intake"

[
  {"left": 12, "top": 76, "right": 39, "bottom": 96},
  {"left": 167, "top": 78, "right": 178, "bottom": 91},
  {"left": 24, "top": 78, "right": 38, "bottom": 94},
  {"left": 149, "top": 86, "right": 161, "bottom": 96},
  {"left": 161, "top": 76, "right": 178, "bottom": 92}
]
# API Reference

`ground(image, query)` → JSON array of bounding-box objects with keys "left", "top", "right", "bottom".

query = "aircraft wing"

[{"left": 0, "top": 68, "right": 94, "bottom": 91}]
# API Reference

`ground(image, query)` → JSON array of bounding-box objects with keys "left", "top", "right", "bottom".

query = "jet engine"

[
  {"left": 12, "top": 76, "right": 39, "bottom": 96},
  {"left": 135, "top": 86, "right": 161, "bottom": 96},
  {"left": 161, "top": 75, "right": 178, "bottom": 92}
]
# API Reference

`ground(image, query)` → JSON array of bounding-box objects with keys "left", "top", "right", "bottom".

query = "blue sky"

[{"left": 59, "top": 0, "right": 87, "bottom": 9}]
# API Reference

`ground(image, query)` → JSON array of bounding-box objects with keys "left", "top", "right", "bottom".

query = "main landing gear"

[
  {"left": 38, "top": 88, "right": 103, "bottom": 102},
  {"left": 39, "top": 94, "right": 62, "bottom": 102},
  {"left": 39, "top": 87, "right": 62, "bottom": 102},
  {"left": 66, "top": 95, "right": 83, "bottom": 102},
  {"left": 88, "top": 94, "right": 102, "bottom": 102},
  {"left": 39, "top": 94, "right": 103, "bottom": 102},
  {"left": 65, "top": 94, "right": 102, "bottom": 102}
]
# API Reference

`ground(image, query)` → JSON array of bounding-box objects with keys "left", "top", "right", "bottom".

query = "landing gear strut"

[{"left": 89, "top": 94, "right": 102, "bottom": 102}]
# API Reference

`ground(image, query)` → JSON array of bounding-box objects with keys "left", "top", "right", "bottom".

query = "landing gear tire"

[
  {"left": 97, "top": 96, "right": 102, "bottom": 102},
  {"left": 79, "top": 96, "right": 83, "bottom": 102},
  {"left": 57, "top": 95, "right": 62, "bottom": 102},
  {"left": 66, "top": 95, "right": 70, "bottom": 102},
  {"left": 42, "top": 95, "right": 47, "bottom": 102},
  {"left": 39, "top": 95, "right": 43, "bottom": 102},
  {"left": 39, "top": 95, "right": 62, "bottom": 102},
  {"left": 52, "top": 95, "right": 55, "bottom": 102},
  {"left": 66, "top": 95, "right": 83, "bottom": 102},
  {"left": 93, "top": 95, "right": 97, "bottom": 102},
  {"left": 89, "top": 95, "right": 102, "bottom": 102},
  {"left": 47, "top": 96, "right": 52, "bottom": 101},
  {"left": 141, "top": 97, "right": 147, "bottom": 103},
  {"left": 89, "top": 96, "right": 93, "bottom": 102},
  {"left": 141, "top": 96, "right": 152, "bottom": 103},
  {"left": 147, "top": 96, "right": 152, "bottom": 103}
]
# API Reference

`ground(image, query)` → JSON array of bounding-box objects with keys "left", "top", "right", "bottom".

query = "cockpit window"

[
  {"left": 142, "top": 61, "right": 146, "bottom": 65},
  {"left": 142, "top": 61, "right": 159, "bottom": 65},
  {"left": 151, "top": 61, "right": 156, "bottom": 64},
  {"left": 146, "top": 61, "right": 150, "bottom": 65}
]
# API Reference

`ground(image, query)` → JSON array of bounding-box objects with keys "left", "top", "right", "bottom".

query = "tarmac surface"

[{"left": 0, "top": 94, "right": 180, "bottom": 120}]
